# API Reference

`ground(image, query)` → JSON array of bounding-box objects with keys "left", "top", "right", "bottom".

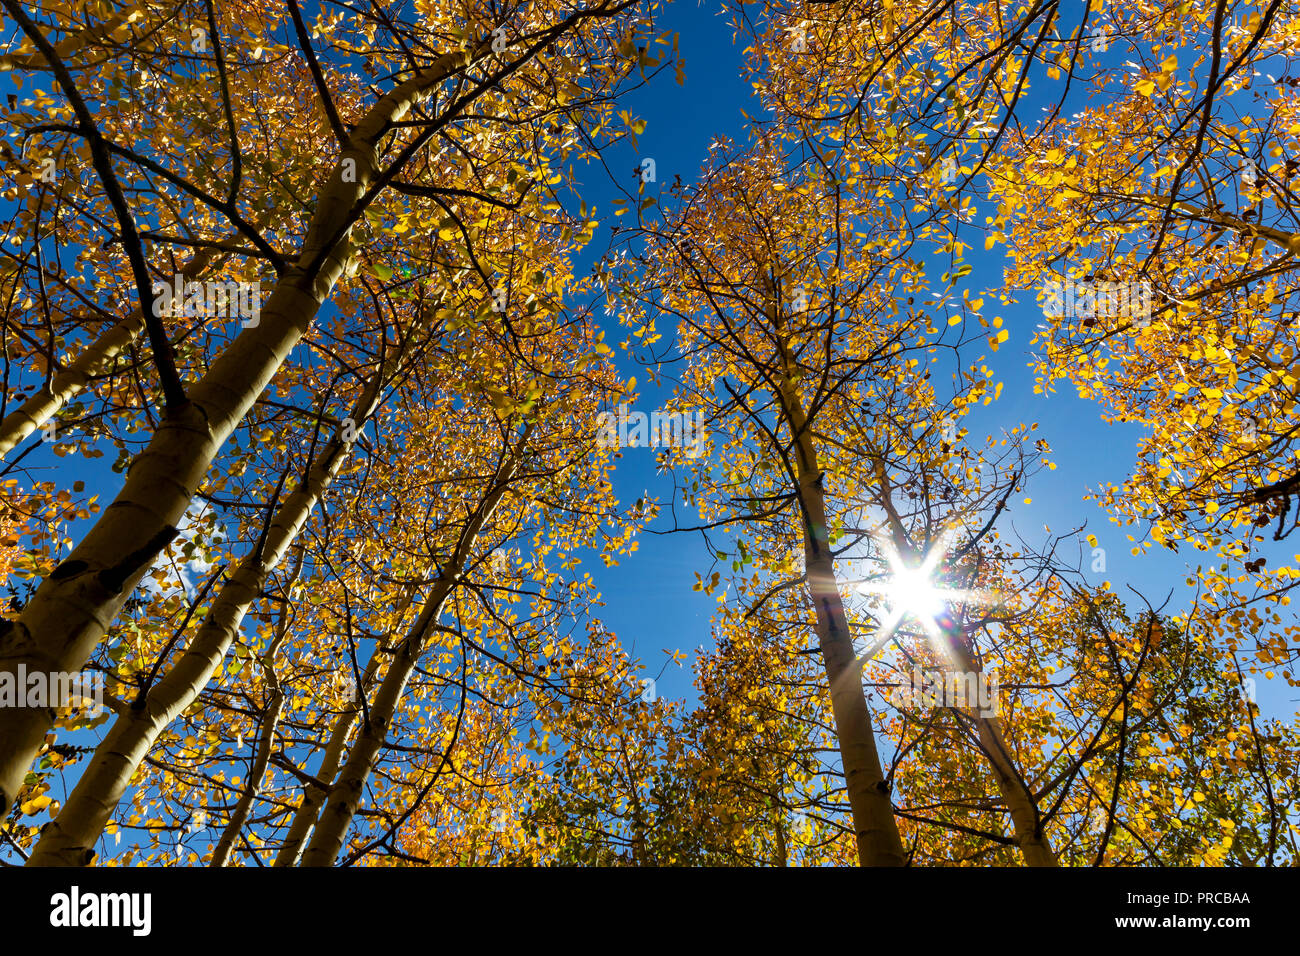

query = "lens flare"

[
  {"left": 885, "top": 564, "right": 948, "bottom": 620},
  {"left": 854, "top": 531, "right": 994, "bottom": 664}
]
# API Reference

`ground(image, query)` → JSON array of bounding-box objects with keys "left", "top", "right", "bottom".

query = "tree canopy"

[{"left": 0, "top": 0, "right": 1296, "bottom": 869}]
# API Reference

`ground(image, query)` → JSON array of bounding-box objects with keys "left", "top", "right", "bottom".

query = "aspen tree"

[{"left": 0, "top": 0, "right": 651, "bottom": 820}]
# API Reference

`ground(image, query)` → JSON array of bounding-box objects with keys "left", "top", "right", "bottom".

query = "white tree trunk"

[
  {"left": 25, "top": 373, "right": 384, "bottom": 864},
  {"left": 0, "top": 48, "right": 482, "bottom": 820}
]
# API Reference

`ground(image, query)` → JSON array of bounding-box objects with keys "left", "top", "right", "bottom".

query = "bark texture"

[
  {"left": 298, "top": 431, "right": 529, "bottom": 866},
  {"left": 0, "top": 246, "right": 220, "bottom": 460},
  {"left": 766, "top": 283, "right": 906, "bottom": 867},
  {"left": 25, "top": 375, "right": 383, "bottom": 865},
  {"left": 0, "top": 48, "right": 480, "bottom": 820}
]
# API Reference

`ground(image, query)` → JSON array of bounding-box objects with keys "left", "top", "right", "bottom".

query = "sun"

[
  {"left": 858, "top": 536, "right": 956, "bottom": 626},
  {"left": 884, "top": 564, "right": 948, "bottom": 620},
  {"left": 854, "top": 531, "right": 989, "bottom": 654}
]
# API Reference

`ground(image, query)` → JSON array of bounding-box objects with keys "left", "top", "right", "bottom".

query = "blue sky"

[
  {"left": 2, "top": 0, "right": 1295, "bottom": 863},
  {"left": 5, "top": 0, "right": 1291, "bottom": 738},
  {"left": 569, "top": 0, "right": 1297, "bottom": 717},
  {"left": 562, "top": 0, "right": 756, "bottom": 704}
]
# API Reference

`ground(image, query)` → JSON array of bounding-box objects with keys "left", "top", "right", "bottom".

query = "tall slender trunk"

[
  {"left": 208, "top": 560, "right": 306, "bottom": 867},
  {"left": 271, "top": 651, "right": 383, "bottom": 866},
  {"left": 618, "top": 736, "right": 649, "bottom": 866},
  {"left": 0, "top": 247, "right": 222, "bottom": 459},
  {"left": 0, "top": 48, "right": 481, "bottom": 819},
  {"left": 942, "top": 636, "right": 1058, "bottom": 866},
  {"left": 766, "top": 286, "right": 905, "bottom": 867},
  {"left": 209, "top": 660, "right": 286, "bottom": 868},
  {"left": 795, "top": 455, "right": 906, "bottom": 866},
  {"left": 974, "top": 714, "right": 1059, "bottom": 866},
  {"left": 296, "top": 580, "right": 456, "bottom": 867},
  {"left": 298, "top": 429, "right": 529, "bottom": 866},
  {"left": 773, "top": 809, "right": 789, "bottom": 867},
  {"left": 25, "top": 376, "right": 383, "bottom": 865}
]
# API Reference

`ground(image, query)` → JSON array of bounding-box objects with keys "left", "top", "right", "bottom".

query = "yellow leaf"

[{"left": 21, "top": 794, "right": 52, "bottom": 815}]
